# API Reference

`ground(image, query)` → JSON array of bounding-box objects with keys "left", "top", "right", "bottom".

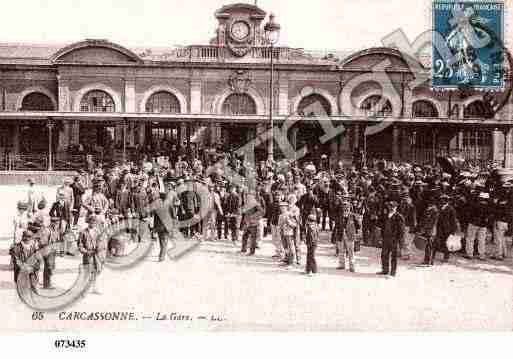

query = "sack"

[
  {"left": 446, "top": 234, "right": 462, "bottom": 252},
  {"left": 414, "top": 234, "right": 427, "bottom": 251}
]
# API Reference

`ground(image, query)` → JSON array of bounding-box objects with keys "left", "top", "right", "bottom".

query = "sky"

[{"left": 0, "top": 0, "right": 430, "bottom": 51}]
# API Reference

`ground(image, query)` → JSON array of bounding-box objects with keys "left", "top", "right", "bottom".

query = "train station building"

[{"left": 0, "top": 2, "right": 512, "bottom": 171}]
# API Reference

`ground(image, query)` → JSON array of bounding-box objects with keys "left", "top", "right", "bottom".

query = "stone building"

[{"left": 0, "top": 2, "right": 512, "bottom": 171}]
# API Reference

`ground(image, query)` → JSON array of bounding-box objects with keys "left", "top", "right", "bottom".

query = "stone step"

[{"left": 0, "top": 171, "right": 77, "bottom": 186}]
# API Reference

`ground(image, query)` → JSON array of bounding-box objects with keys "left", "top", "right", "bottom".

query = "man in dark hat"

[
  {"left": 417, "top": 193, "right": 439, "bottom": 266},
  {"left": 435, "top": 194, "right": 459, "bottom": 263},
  {"left": 464, "top": 190, "right": 491, "bottom": 260},
  {"left": 71, "top": 175, "right": 86, "bottom": 225},
  {"left": 241, "top": 193, "right": 265, "bottom": 256},
  {"left": 297, "top": 185, "right": 319, "bottom": 243},
  {"left": 378, "top": 201, "right": 405, "bottom": 277},
  {"left": 224, "top": 184, "right": 241, "bottom": 242}
]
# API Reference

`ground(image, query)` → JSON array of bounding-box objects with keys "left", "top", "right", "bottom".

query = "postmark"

[{"left": 432, "top": 0, "right": 505, "bottom": 90}]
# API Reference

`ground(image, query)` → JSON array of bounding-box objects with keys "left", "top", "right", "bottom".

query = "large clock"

[{"left": 230, "top": 20, "right": 250, "bottom": 42}]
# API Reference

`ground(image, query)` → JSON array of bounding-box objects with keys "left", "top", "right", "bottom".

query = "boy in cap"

[
  {"left": 278, "top": 201, "right": 298, "bottom": 266},
  {"left": 77, "top": 215, "right": 106, "bottom": 294}
]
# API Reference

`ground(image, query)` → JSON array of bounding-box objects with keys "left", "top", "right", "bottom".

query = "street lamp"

[{"left": 264, "top": 13, "right": 281, "bottom": 162}]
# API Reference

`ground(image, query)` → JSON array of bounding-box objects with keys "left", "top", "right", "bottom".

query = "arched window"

[
  {"left": 222, "top": 93, "right": 257, "bottom": 115},
  {"left": 297, "top": 94, "right": 332, "bottom": 117},
  {"left": 412, "top": 100, "right": 438, "bottom": 118},
  {"left": 464, "top": 100, "right": 489, "bottom": 118},
  {"left": 80, "top": 90, "right": 115, "bottom": 112},
  {"left": 360, "top": 95, "right": 393, "bottom": 117},
  {"left": 145, "top": 91, "right": 181, "bottom": 113},
  {"left": 21, "top": 92, "right": 54, "bottom": 111}
]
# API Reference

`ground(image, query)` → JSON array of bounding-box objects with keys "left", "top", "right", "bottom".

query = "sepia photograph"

[{"left": 0, "top": 0, "right": 511, "bottom": 352}]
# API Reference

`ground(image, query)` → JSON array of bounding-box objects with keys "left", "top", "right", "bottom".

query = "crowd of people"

[{"left": 9, "top": 149, "right": 513, "bottom": 295}]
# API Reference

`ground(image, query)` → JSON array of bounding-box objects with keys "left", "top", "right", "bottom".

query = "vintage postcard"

[{"left": 0, "top": 0, "right": 512, "bottom": 350}]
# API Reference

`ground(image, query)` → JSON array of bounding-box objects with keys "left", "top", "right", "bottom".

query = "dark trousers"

[
  {"left": 157, "top": 231, "right": 168, "bottom": 261},
  {"left": 305, "top": 242, "right": 317, "bottom": 273},
  {"left": 43, "top": 253, "right": 55, "bottom": 288},
  {"left": 226, "top": 216, "right": 238, "bottom": 241},
  {"left": 381, "top": 240, "right": 399, "bottom": 275},
  {"left": 216, "top": 214, "right": 225, "bottom": 240},
  {"left": 424, "top": 236, "right": 435, "bottom": 265},
  {"left": 433, "top": 236, "right": 450, "bottom": 262},
  {"left": 73, "top": 209, "right": 80, "bottom": 226},
  {"left": 241, "top": 225, "right": 258, "bottom": 254}
]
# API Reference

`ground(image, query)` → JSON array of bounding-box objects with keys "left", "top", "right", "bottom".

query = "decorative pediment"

[
  {"left": 340, "top": 47, "right": 425, "bottom": 72},
  {"left": 51, "top": 39, "right": 142, "bottom": 64}
]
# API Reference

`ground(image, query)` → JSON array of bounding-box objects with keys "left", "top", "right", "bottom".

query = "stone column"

[
  {"left": 504, "top": 127, "right": 513, "bottom": 168},
  {"left": 491, "top": 128, "right": 503, "bottom": 164},
  {"left": 13, "top": 124, "right": 20, "bottom": 155},
  {"left": 71, "top": 120, "right": 80, "bottom": 145},
  {"left": 124, "top": 78, "right": 136, "bottom": 113},
  {"left": 138, "top": 123, "right": 146, "bottom": 147},
  {"left": 278, "top": 74, "right": 289, "bottom": 116},
  {"left": 291, "top": 127, "right": 298, "bottom": 162},
  {"left": 190, "top": 73, "right": 202, "bottom": 114},
  {"left": 392, "top": 125, "right": 400, "bottom": 162},
  {"left": 338, "top": 125, "right": 352, "bottom": 164},
  {"left": 128, "top": 121, "right": 135, "bottom": 146},
  {"left": 186, "top": 124, "right": 191, "bottom": 147},
  {"left": 57, "top": 76, "right": 71, "bottom": 151},
  {"left": 458, "top": 130, "right": 464, "bottom": 156},
  {"left": 353, "top": 124, "right": 360, "bottom": 150},
  {"left": 401, "top": 127, "right": 411, "bottom": 162}
]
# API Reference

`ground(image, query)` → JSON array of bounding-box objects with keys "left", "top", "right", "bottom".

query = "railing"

[
  {"left": 170, "top": 45, "right": 312, "bottom": 63},
  {"left": 10, "top": 154, "right": 48, "bottom": 171},
  {"left": 53, "top": 154, "right": 87, "bottom": 171},
  {"left": 0, "top": 153, "right": 6, "bottom": 170}
]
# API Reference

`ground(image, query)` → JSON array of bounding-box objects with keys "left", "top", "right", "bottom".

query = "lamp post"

[
  {"left": 47, "top": 119, "right": 54, "bottom": 171},
  {"left": 264, "top": 13, "right": 281, "bottom": 162}
]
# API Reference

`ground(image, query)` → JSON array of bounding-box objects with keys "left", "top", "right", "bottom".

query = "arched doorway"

[
  {"left": 462, "top": 101, "right": 492, "bottom": 164},
  {"left": 360, "top": 95, "right": 394, "bottom": 161},
  {"left": 79, "top": 90, "right": 117, "bottom": 156},
  {"left": 296, "top": 94, "right": 333, "bottom": 165},
  {"left": 17, "top": 92, "right": 58, "bottom": 155},
  {"left": 221, "top": 93, "right": 258, "bottom": 152},
  {"left": 410, "top": 100, "right": 441, "bottom": 164},
  {"left": 145, "top": 91, "right": 181, "bottom": 154}
]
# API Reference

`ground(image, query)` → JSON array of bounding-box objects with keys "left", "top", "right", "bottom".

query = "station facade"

[{"left": 0, "top": 2, "right": 512, "bottom": 171}]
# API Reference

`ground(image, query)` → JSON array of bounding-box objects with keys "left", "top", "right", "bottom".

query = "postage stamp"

[{"left": 432, "top": 0, "right": 505, "bottom": 90}]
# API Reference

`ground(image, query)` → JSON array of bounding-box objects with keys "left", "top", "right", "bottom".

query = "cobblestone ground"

[{"left": 0, "top": 185, "right": 512, "bottom": 332}]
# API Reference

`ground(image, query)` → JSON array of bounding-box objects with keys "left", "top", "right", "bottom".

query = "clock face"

[{"left": 231, "top": 21, "right": 250, "bottom": 41}]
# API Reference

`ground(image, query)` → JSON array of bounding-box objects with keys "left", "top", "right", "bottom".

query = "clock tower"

[{"left": 213, "top": 3, "right": 267, "bottom": 57}]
